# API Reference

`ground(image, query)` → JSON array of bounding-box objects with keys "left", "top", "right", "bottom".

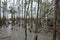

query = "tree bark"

[
  {"left": 53, "top": 0, "right": 59, "bottom": 40},
  {"left": 31, "top": 0, "right": 33, "bottom": 29},
  {"left": 0, "top": 0, "right": 1, "bottom": 18},
  {"left": 24, "top": 0, "right": 27, "bottom": 40},
  {"left": 34, "top": 0, "right": 39, "bottom": 40}
]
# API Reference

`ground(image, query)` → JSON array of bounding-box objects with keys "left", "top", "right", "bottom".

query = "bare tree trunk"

[
  {"left": 22, "top": 0, "right": 23, "bottom": 27},
  {"left": 39, "top": 0, "right": 42, "bottom": 28},
  {"left": 57, "top": 0, "right": 60, "bottom": 40},
  {"left": 34, "top": 0, "right": 39, "bottom": 40},
  {"left": 18, "top": 7, "right": 20, "bottom": 26},
  {"left": 0, "top": 0, "right": 2, "bottom": 26},
  {"left": 14, "top": 14, "right": 15, "bottom": 25},
  {"left": 0, "top": 0, "right": 1, "bottom": 18},
  {"left": 3, "top": 0, "right": 6, "bottom": 25},
  {"left": 11, "top": 13, "right": 13, "bottom": 26},
  {"left": 31, "top": 0, "right": 33, "bottom": 29},
  {"left": 34, "top": 34, "right": 38, "bottom": 40},
  {"left": 0, "top": 0, "right": 1, "bottom": 19},
  {"left": 13, "top": 0, "right": 15, "bottom": 25},
  {"left": 24, "top": 0, "right": 27, "bottom": 40},
  {"left": 18, "top": 0, "right": 20, "bottom": 26},
  {"left": 6, "top": 0, "right": 8, "bottom": 27},
  {"left": 53, "top": 0, "right": 59, "bottom": 40}
]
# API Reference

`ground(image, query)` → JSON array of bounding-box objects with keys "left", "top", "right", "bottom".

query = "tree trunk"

[
  {"left": 22, "top": 0, "right": 23, "bottom": 27},
  {"left": 0, "top": 0, "right": 2, "bottom": 26},
  {"left": 53, "top": 0, "right": 59, "bottom": 40},
  {"left": 57, "top": 0, "right": 60, "bottom": 40},
  {"left": 3, "top": 0, "right": 6, "bottom": 25},
  {"left": 31, "top": 0, "right": 33, "bottom": 29},
  {"left": 34, "top": 0, "right": 39, "bottom": 40},
  {"left": 19, "top": 0, "right": 20, "bottom": 26},
  {"left": 11, "top": 14, "right": 13, "bottom": 26},
  {"left": 34, "top": 34, "right": 38, "bottom": 40},
  {"left": 24, "top": 0, "right": 27, "bottom": 40}
]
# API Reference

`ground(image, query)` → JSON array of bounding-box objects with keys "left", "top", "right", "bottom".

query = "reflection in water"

[{"left": 0, "top": 23, "right": 53, "bottom": 40}]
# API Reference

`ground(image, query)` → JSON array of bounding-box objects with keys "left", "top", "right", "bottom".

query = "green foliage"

[
  {"left": 40, "top": 0, "right": 54, "bottom": 17},
  {"left": 9, "top": 8, "right": 16, "bottom": 14},
  {"left": 39, "top": 0, "right": 42, "bottom": 4}
]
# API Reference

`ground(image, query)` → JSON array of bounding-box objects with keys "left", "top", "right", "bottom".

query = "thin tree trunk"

[
  {"left": 6, "top": 0, "right": 8, "bottom": 27},
  {"left": 31, "top": 0, "right": 33, "bottom": 29},
  {"left": 27, "top": 0, "right": 30, "bottom": 26},
  {"left": 11, "top": 14, "right": 13, "bottom": 26},
  {"left": 22, "top": 0, "right": 23, "bottom": 27},
  {"left": 13, "top": 14, "right": 15, "bottom": 25},
  {"left": 0, "top": 0, "right": 1, "bottom": 26},
  {"left": 34, "top": 0, "right": 39, "bottom": 40},
  {"left": 0, "top": 0, "right": 1, "bottom": 19},
  {"left": 13, "top": 11, "right": 15, "bottom": 25},
  {"left": 34, "top": 34, "right": 38, "bottom": 40},
  {"left": 19, "top": 0, "right": 20, "bottom": 26},
  {"left": 39, "top": 0, "right": 42, "bottom": 28},
  {"left": 24, "top": 0, "right": 27, "bottom": 40},
  {"left": 3, "top": 0, "right": 7, "bottom": 25}
]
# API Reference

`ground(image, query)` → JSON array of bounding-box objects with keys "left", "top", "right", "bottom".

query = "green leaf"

[{"left": 9, "top": 8, "right": 16, "bottom": 14}]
